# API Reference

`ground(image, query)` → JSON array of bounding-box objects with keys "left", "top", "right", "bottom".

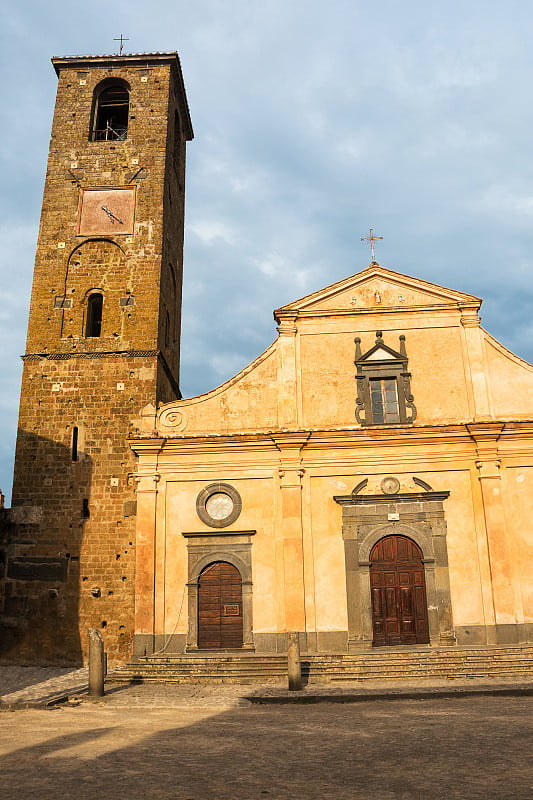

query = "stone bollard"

[
  {"left": 88, "top": 629, "right": 105, "bottom": 697},
  {"left": 287, "top": 632, "right": 302, "bottom": 691}
]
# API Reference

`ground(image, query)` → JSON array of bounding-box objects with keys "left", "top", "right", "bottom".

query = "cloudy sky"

[{"left": 1, "top": 0, "right": 533, "bottom": 501}]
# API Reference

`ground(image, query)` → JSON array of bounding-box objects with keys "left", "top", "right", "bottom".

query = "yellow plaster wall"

[
  {"left": 304, "top": 467, "right": 489, "bottom": 632},
  {"left": 502, "top": 467, "right": 533, "bottom": 622},
  {"left": 138, "top": 269, "right": 533, "bottom": 648},
  {"left": 160, "top": 345, "right": 279, "bottom": 436},
  {"left": 162, "top": 476, "right": 278, "bottom": 636},
  {"left": 306, "top": 476, "right": 349, "bottom": 632},
  {"left": 429, "top": 469, "right": 487, "bottom": 627},
  {"left": 156, "top": 273, "right": 533, "bottom": 440},
  {"left": 143, "top": 442, "right": 533, "bottom": 644},
  {"left": 299, "top": 324, "right": 470, "bottom": 429},
  {"left": 485, "top": 334, "right": 533, "bottom": 418}
]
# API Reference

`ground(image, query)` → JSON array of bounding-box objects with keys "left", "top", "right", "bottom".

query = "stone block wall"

[{"left": 2, "top": 54, "right": 192, "bottom": 665}]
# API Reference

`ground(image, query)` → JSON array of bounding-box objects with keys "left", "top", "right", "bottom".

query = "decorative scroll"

[{"left": 159, "top": 407, "right": 188, "bottom": 431}]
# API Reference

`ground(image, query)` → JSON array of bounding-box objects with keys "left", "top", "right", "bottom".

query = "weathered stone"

[{"left": 2, "top": 53, "right": 192, "bottom": 665}]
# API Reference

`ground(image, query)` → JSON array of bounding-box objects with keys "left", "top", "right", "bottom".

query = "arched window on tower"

[
  {"left": 86, "top": 293, "right": 103, "bottom": 337},
  {"left": 92, "top": 84, "right": 129, "bottom": 141}
]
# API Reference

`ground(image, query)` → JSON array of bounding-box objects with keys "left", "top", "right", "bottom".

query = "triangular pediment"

[
  {"left": 364, "top": 345, "right": 399, "bottom": 361},
  {"left": 275, "top": 264, "right": 481, "bottom": 318},
  {"left": 357, "top": 335, "right": 404, "bottom": 363}
]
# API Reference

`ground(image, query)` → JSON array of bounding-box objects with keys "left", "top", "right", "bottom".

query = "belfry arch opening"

[{"left": 91, "top": 82, "right": 130, "bottom": 141}]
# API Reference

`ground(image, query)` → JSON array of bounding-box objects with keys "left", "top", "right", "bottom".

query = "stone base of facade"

[
  {"left": 455, "top": 623, "right": 533, "bottom": 646},
  {"left": 133, "top": 623, "right": 533, "bottom": 660}
]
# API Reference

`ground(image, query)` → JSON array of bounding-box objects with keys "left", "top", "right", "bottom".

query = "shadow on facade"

[{"left": 0, "top": 429, "right": 93, "bottom": 665}]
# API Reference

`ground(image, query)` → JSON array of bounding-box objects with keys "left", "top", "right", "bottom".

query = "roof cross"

[
  {"left": 361, "top": 228, "right": 383, "bottom": 264},
  {"left": 114, "top": 35, "right": 130, "bottom": 55}
]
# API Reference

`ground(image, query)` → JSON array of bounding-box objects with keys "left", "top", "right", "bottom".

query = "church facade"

[
  {"left": 131, "top": 265, "right": 533, "bottom": 657},
  {"left": 1, "top": 52, "right": 532, "bottom": 666}
]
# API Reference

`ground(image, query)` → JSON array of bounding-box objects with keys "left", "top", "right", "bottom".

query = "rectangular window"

[{"left": 370, "top": 378, "right": 400, "bottom": 424}]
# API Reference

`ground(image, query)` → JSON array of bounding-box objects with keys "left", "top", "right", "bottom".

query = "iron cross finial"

[
  {"left": 114, "top": 35, "right": 130, "bottom": 55},
  {"left": 361, "top": 228, "right": 383, "bottom": 264}
]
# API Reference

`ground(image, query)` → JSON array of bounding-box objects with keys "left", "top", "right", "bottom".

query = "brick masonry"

[{"left": 1, "top": 53, "right": 193, "bottom": 665}]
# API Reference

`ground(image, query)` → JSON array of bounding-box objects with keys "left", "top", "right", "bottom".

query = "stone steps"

[{"left": 108, "top": 645, "right": 533, "bottom": 685}]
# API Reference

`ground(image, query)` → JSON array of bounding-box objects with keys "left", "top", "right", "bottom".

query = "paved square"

[{"left": 0, "top": 696, "right": 531, "bottom": 799}]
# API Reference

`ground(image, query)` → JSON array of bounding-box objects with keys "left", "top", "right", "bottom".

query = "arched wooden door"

[
  {"left": 198, "top": 561, "right": 243, "bottom": 649},
  {"left": 370, "top": 535, "right": 429, "bottom": 646}
]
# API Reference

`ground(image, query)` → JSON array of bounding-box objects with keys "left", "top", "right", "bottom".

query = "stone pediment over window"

[{"left": 355, "top": 331, "right": 416, "bottom": 426}]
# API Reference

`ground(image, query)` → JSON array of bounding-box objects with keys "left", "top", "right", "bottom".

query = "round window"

[
  {"left": 196, "top": 483, "right": 242, "bottom": 528},
  {"left": 205, "top": 492, "right": 234, "bottom": 521}
]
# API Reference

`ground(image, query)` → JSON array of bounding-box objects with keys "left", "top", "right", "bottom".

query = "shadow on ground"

[{"left": 0, "top": 696, "right": 532, "bottom": 799}]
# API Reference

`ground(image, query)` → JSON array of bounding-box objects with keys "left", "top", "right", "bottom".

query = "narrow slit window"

[
  {"left": 370, "top": 378, "right": 400, "bottom": 424},
  {"left": 92, "top": 85, "right": 129, "bottom": 141},
  {"left": 86, "top": 293, "right": 103, "bottom": 338},
  {"left": 165, "top": 309, "right": 171, "bottom": 348},
  {"left": 72, "top": 426, "right": 78, "bottom": 462}
]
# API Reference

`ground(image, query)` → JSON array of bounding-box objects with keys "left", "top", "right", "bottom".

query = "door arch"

[
  {"left": 370, "top": 535, "right": 429, "bottom": 646},
  {"left": 198, "top": 561, "right": 243, "bottom": 649}
]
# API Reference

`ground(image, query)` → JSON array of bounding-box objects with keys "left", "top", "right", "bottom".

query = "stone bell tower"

[{"left": 2, "top": 53, "right": 193, "bottom": 664}]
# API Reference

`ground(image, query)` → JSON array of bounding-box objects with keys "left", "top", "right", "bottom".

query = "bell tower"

[{"left": 3, "top": 53, "right": 193, "bottom": 663}]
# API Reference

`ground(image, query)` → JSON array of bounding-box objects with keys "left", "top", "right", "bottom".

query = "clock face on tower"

[{"left": 77, "top": 187, "right": 136, "bottom": 236}]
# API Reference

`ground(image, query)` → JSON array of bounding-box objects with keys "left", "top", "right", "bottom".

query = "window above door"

[{"left": 355, "top": 332, "right": 417, "bottom": 426}]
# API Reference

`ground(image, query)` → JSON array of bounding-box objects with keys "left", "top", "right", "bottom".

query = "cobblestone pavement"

[
  {"left": 1, "top": 665, "right": 533, "bottom": 709},
  {"left": 0, "top": 696, "right": 531, "bottom": 799},
  {"left": 0, "top": 666, "right": 88, "bottom": 707},
  {"left": 97, "top": 676, "right": 533, "bottom": 708}
]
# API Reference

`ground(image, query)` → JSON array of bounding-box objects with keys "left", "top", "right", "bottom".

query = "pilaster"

[
  {"left": 461, "top": 308, "right": 492, "bottom": 420},
  {"left": 468, "top": 424, "right": 524, "bottom": 640},
  {"left": 272, "top": 433, "right": 310, "bottom": 643},
  {"left": 276, "top": 313, "right": 298, "bottom": 427},
  {"left": 130, "top": 438, "right": 164, "bottom": 657}
]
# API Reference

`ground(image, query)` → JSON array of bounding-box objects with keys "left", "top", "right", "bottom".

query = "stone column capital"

[
  {"left": 475, "top": 459, "right": 501, "bottom": 479},
  {"left": 135, "top": 472, "right": 161, "bottom": 492}
]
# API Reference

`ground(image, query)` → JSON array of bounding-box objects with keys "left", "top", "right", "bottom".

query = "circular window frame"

[
  {"left": 196, "top": 483, "right": 242, "bottom": 528},
  {"left": 380, "top": 476, "right": 400, "bottom": 495}
]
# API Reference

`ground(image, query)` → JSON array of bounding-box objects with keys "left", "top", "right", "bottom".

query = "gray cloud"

[{"left": 2, "top": 0, "right": 533, "bottom": 500}]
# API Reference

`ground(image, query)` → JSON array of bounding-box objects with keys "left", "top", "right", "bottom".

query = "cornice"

[
  {"left": 128, "top": 438, "right": 165, "bottom": 457},
  {"left": 22, "top": 349, "right": 159, "bottom": 361},
  {"left": 129, "top": 421, "right": 533, "bottom": 453},
  {"left": 274, "top": 301, "right": 479, "bottom": 323},
  {"left": 333, "top": 491, "right": 451, "bottom": 506}
]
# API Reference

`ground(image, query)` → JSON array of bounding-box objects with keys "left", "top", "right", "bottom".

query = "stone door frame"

[
  {"left": 183, "top": 530, "right": 255, "bottom": 650},
  {"left": 333, "top": 491, "right": 455, "bottom": 650}
]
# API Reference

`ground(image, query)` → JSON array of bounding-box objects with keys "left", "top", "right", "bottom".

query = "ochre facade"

[{"left": 131, "top": 265, "right": 533, "bottom": 656}]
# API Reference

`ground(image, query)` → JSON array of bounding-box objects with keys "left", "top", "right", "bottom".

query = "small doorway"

[
  {"left": 198, "top": 561, "right": 243, "bottom": 649},
  {"left": 370, "top": 535, "right": 429, "bottom": 646}
]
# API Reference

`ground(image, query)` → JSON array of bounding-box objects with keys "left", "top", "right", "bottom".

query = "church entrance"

[
  {"left": 198, "top": 561, "right": 243, "bottom": 649},
  {"left": 370, "top": 535, "right": 430, "bottom": 646}
]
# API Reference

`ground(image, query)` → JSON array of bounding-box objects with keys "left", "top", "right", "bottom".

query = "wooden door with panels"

[
  {"left": 370, "top": 535, "right": 429, "bottom": 646},
  {"left": 198, "top": 561, "right": 243, "bottom": 649}
]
